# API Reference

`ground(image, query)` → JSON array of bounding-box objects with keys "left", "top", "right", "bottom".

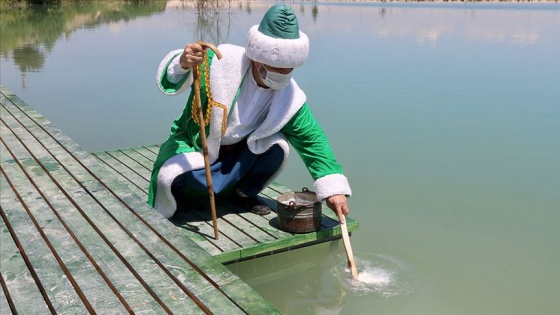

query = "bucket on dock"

[{"left": 276, "top": 188, "right": 322, "bottom": 233}]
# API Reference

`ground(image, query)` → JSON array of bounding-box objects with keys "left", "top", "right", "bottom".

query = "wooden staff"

[{"left": 192, "top": 42, "right": 222, "bottom": 240}]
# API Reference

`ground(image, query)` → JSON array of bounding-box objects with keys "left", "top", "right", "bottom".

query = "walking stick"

[
  {"left": 338, "top": 213, "right": 359, "bottom": 280},
  {"left": 192, "top": 42, "right": 222, "bottom": 240}
]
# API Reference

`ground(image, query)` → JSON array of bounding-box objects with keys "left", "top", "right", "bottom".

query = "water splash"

[{"left": 335, "top": 253, "right": 421, "bottom": 298}]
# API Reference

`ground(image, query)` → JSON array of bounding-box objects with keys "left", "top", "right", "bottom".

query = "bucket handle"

[
  {"left": 286, "top": 187, "right": 317, "bottom": 211},
  {"left": 287, "top": 201, "right": 308, "bottom": 211}
]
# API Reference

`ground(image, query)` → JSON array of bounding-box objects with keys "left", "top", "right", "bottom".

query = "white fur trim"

[
  {"left": 208, "top": 44, "right": 250, "bottom": 142},
  {"left": 154, "top": 152, "right": 205, "bottom": 218},
  {"left": 247, "top": 80, "right": 306, "bottom": 144},
  {"left": 245, "top": 25, "right": 309, "bottom": 68},
  {"left": 314, "top": 174, "right": 352, "bottom": 201},
  {"left": 156, "top": 49, "right": 193, "bottom": 95}
]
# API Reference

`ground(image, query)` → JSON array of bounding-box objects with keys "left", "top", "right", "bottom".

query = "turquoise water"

[{"left": 1, "top": 1, "right": 559, "bottom": 314}]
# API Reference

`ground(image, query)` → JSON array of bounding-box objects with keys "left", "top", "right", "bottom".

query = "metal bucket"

[{"left": 276, "top": 188, "right": 322, "bottom": 233}]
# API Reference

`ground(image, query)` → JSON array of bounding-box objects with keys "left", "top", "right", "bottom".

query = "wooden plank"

[
  {"left": 112, "top": 145, "right": 358, "bottom": 233},
  {"left": 99, "top": 149, "right": 150, "bottom": 184},
  {"left": 91, "top": 143, "right": 360, "bottom": 264},
  {"left": 168, "top": 213, "right": 228, "bottom": 255},
  {"left": 3, "top": 106, "right": 247, "bottom": 314},
  {"left": 1, "top": 86, "right": 280, "bottom": 314},
  {"left": 0, "top": 275, "right": 14, "bottom": 315},
  {"left": 91, "top": 146, "right": 247, "bottom": 257},
  {"left": 118, "top": 147, "right": 155, "bottom": 173},
  {"left": 91, "top": 150, "right": 149, "bottom": 197},
  {"left": 141, "top": 145, "right": 160, "bottom": 160},
  {"left": 194, "top": 205, "right": 266, "bottom": 248},
  {"left": 1, "top": 112, "right": 176, "bottom": 313},
  {"left": 73, "top": 169, "right": 251, "bottom": 305},
  {"left": 92, "top": 148, "right": 283, "bottom": 256},
  {"left": 219, "top": 279, "right": 280, "bottom": 314},
  {"left": 171, "top": 209, "right": 243, "bottom": 255},
  {"left": 0, "top": 200, "right": 51, "bottom": 315},
  {"left": 0, "top": 166, "right": 91, "bottom": 313},
  {"left": 1, "top": 144, "right": 173, "bottom": 313},
  {"left": 2, "top": 83, "right": 356, "bottom": 312}
]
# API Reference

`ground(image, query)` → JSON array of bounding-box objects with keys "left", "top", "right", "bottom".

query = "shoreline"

[{"left": 305, "top": 0, "right": 559, "bottom": 2}]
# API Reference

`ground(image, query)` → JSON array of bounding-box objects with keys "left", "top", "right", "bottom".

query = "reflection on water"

[
  {"left": 228, "top": 242, "right": 350, "bottom": 314},
  {"left": 2, "top": 1, "right": 556, "bottom": 86},
  {"left": 166, "top": 0, "right": 236, "bottom": 45},
  {"left": 0, "top": 2, "right": 166, "bottom": 88},
  {"left": 229, "top": 242, "right": 430, "bottom": 314}
]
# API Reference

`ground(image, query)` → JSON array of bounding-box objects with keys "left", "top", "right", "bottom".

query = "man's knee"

[{"left": 262, "top": 144, "right": 284, "bottom": 167}]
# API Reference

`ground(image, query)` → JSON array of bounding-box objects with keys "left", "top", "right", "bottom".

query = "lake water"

[{"left": 1, "top": 1, "right": 559, "bottom": 314}]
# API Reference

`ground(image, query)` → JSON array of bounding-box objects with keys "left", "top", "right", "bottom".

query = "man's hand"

[
  {"left": 325, "top": 194, "right": 349, "bottom": 223},
  {"left": 179, "top": 43, "right": 205, "bottom": 69}
]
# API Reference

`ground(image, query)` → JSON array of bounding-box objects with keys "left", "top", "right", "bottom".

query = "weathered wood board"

[
  {"left": 91, "top": 147, "right": 359, "bottom": 264},
  {"left": 0, "top": 86, "right": 280, "bottom": 314}
]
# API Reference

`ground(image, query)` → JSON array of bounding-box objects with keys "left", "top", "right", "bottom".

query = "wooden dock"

[
  {"left": 0, "top": 85, "right": 358, "bottom": 314},
  {"left": 91, "top": 147, "right": 359, "bottom": 264}
]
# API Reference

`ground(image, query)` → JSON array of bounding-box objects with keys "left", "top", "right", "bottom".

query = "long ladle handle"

[{"left": 338, "top": 213, "right": 359, "bottom": 280}]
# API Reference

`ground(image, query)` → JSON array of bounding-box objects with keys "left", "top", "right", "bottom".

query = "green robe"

[{"left": 150, "top": 44, "right": 351, "bottom": 218}]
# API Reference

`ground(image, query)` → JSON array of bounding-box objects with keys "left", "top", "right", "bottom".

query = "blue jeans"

[{"left": 171, "top": 142, "right": 283, "bottom": 209}]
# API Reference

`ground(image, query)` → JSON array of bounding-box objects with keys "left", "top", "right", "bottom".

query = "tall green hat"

[{"left": 245, "top": 4, "right": 309, "bottom": 68}]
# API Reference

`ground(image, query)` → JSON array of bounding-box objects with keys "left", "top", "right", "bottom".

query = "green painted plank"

[
  {"left": 91, "top": 150, "right": 302, "bottom": 260},
  {"left": 186, "top": 205, "right": 261, "bottom": 249},
  {"left": 117, "top": 147, "right": 154, "bottom": 173},
  {"left": 168, "top": 215, "right": 227, "bottom": 256},
  {"left": 91, "top": 147, "right": 280, "bottom": 260},
  {"left": 0, "top": 203, "right": 50, "bottom": 315},
  {"left": 0, "top": 125, "right": 169, "bottom": 313},
  {"left": 2, "top": 86, "right": 281, "bottom": 313},
  {"left": 1, "top": 92, "right": 252, "bottom": 311},
  {"left": 171, "top": 210, "right": 241, "bottom": 255},
  {"left": 214, "top": 202, "right": 279, "bottom": 243},
  {"left": 0, "top": 168, "right": 90, "bottom": 313},
  {"left": 81, "top": 166, "right": 251, "bottom": 291},
  {"left": 23, "top": 158, "right": 235, "bottom": 311},
  {"left": 94, "top": 144, "right": 358, "bottom": 242},
  {"left": 91, "top": 150, "right": 148, "bottom": 197},
  {"left": 220, "top": 279, "right": 281, "bottom": 315},
  {"left": 66, "top": 165, "right": 262, "bottom": 310},
  {"left": 1, "top": 157, "right": 171, "bottom": 313},
  {"left": 140, "top": 145, "right": 160, "bottom": 160},
  {"left": 100, "top": 149, "right": 151, "bottom": 185},
  {"left": 91, "top": 143, "right": 360, "bottom": 264},
  {"left": 0, "top": 162, "right": 134, "bottom": 313},
  {"left": 89, "top": 148, "right": 359, "bottom": 264},
  {"left": 0, "top": 276, "right": 12, "bottom": 314}
]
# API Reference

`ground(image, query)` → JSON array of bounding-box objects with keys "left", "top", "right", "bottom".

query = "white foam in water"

[
  {"left": 337, "top": 253, "right": 418, "bottom": 297},
  {"left": 357, "top": 268, "right": 391, "bottom": 286}
]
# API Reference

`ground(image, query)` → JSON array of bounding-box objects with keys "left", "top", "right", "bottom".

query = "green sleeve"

[
  {"left": 281, "top": 104, "right": 343, "bottom": 180},
  {"left": 148, "top": 51, "right": 215, "bottom": 206}
]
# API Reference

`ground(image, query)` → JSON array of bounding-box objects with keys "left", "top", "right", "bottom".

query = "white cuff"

[
  {"left": 313, "top": 174, "right": 352, "bottom": 201},
  {"left": 166, "top": 55, "right": 190, "bottom": 84}
]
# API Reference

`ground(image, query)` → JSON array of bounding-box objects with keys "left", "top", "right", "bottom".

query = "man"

[{"left": 149, "top": 4, "right": 351, "bottom": 222}]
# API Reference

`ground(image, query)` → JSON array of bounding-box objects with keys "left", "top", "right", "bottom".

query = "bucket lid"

[{"left": 277, "top": 187, "right": 318, "bottom": 207}]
